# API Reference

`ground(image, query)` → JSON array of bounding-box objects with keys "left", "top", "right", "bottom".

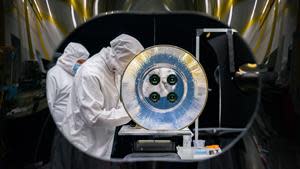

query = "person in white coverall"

[
  {"left": 61, "top": 34, "right": 144, "bottom": 159},
  {"left": 46, "top": 42, "right": 89, "bottom": 129},
  {"left": 46, "top": 42, "right": 89, "bottom": 169}
]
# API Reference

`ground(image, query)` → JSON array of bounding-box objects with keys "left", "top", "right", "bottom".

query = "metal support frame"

[{"left": 194, "top": 28, "right": 241, "bottom": 143}]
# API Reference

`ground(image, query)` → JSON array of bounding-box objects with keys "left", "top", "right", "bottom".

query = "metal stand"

[{"left": 194, "top": 28, "right": 239, "bottom": 144}]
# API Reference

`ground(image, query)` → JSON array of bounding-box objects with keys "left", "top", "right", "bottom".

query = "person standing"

[{"left": 61, "top": 34, "right": 144, "bottom": 159}]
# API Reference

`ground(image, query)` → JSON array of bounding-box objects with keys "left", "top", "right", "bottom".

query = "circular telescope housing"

[{"left": 121, "top": 45, "right": 208, "bottom": 130}]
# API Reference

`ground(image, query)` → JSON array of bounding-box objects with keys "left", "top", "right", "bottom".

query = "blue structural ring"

[{"left": 121, "top": 45, "right": 208, "bottom": 130}]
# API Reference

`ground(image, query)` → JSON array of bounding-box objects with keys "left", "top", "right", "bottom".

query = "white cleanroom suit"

[
  {"left": 61, "top": 34, "right": 144, "bottom": 159},
  {"left": 46, "top": 42, "right": 90, "bottom": 129}
]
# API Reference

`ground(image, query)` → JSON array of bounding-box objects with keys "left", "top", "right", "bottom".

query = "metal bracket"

[{"left": 194, "top": 28, "right": 236, "bottom": 132}]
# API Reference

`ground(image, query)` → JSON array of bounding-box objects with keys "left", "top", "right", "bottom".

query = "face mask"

[{"left": 72, "top": 63, "right": 81, "bottom": 75}]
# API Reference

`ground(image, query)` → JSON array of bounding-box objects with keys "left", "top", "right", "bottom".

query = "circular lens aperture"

[
  {"left": 149, "top": 74, "right": 160, "bottom": 85},
  {"left": 167, "top": 92, "right": 178, "bottom": 103},
  {"left": 149, "top": 92, "right": 160, "bottom": 102},
  {"left": 167, "top": 74, "right": 178, "bottom": 85}
]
